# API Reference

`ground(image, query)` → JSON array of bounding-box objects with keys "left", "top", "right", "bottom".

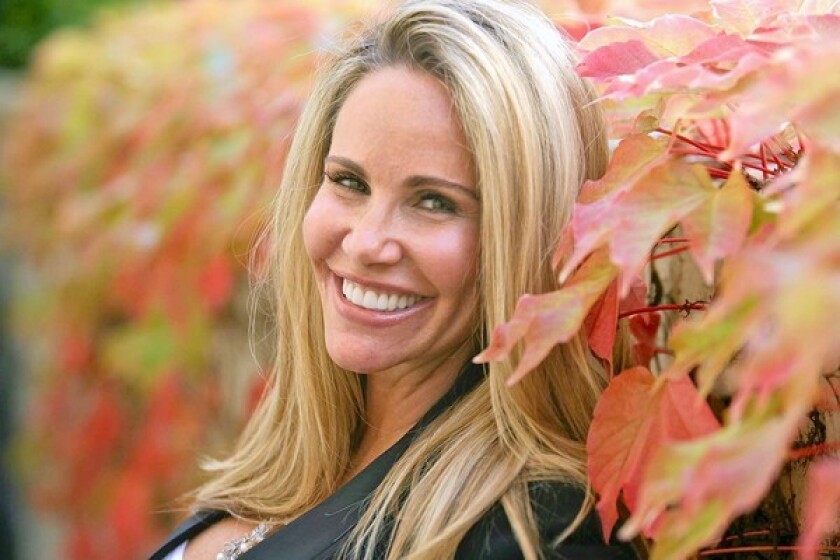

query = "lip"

[{"left": 329, "top": 271, "right": 432, "bottom": 327}]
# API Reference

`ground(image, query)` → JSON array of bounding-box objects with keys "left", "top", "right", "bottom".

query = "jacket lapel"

[{"left": 244, "top": 361, "right": 485, "bottom": 560}]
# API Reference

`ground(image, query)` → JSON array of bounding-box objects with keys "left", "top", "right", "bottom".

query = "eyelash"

[
  {"left": 324, "top": 171, "right": 367, "bottom": 193},
  {"left": 323, "top": 171, "right": 459, "bottom": 214}
]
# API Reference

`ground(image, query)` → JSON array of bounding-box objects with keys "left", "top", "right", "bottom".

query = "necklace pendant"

[{"left": 216, "top": 523, "right": 271, "bottom": 560}]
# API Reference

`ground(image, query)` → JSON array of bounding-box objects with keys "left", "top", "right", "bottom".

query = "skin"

[
  {"left": 304, "top": 66, "right": 480, "bottom": 478},
  {"left": 185, "top": 66, "right": 479, "bottom": 558}
]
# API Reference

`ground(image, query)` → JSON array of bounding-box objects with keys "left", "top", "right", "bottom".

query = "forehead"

[{"left": 328, "top": 66, "right": 475, "bottom": 185}]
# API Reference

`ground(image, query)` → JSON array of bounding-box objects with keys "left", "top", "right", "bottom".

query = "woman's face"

[{"left": 303, "top": 66, "right": 480, "bottom": 377}]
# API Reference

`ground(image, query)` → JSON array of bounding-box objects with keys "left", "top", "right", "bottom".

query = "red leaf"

[
  {"left": 629, "top": 313, "right": 661, "bottom": 367},
  {"left": 584, "top": 278, "right": 619, "bottom": 367},
  {"left": 58, "top": 331, "right": 94, "bottom": 375},
  {"left": 587, "top": 367, "right": 720, "bottom": 540},
  {"left": 798, "top": 458, "right": 840, "bottom": 560}
]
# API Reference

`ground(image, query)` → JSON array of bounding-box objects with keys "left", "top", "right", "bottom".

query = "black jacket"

[{"left": 148, "top": 364, "right": 637, "bottom": 560}]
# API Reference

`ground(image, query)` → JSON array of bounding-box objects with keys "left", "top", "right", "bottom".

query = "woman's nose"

[{"left": 340, "top": 202, "right": 403, "bottom": 266}]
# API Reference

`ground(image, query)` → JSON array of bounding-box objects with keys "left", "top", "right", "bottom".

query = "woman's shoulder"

[{"left": 455, "top": 481, "right": 640, "bottom": 560}]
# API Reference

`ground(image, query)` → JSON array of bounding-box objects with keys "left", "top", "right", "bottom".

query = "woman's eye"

[
  {"left": 418, "top": 193, "right": 457, "bottom": 213},
  {"left": 325, "top": 172, "right": 367, "bottom": 193}
]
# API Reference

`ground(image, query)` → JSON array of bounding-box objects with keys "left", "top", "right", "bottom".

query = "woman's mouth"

[{"left": 341, "top": 278, "right": 425, "bottom": 311}]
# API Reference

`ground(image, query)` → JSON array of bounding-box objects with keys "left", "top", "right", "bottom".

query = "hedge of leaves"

[{"left": 479, "top": 1, "right": 840, "bottom": 558}]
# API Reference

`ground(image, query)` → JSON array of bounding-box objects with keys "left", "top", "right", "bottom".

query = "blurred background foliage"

[{"left": 0, "top": 0, "right": 145, "bottom": 68}]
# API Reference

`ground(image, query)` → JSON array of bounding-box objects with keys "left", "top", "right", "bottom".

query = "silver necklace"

[{"left": 216, "top": 523, "right": 272, "bottom": 560}]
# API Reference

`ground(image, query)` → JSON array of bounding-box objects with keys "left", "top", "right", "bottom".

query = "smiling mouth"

[{"left": 341, "top": 278, "right": 425, "bottom": 311}]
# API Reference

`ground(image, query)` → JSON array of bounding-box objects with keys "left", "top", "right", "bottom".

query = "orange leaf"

[
  {"left": 587, "top": 367, "right": 719, "bottom": 540},
  {"left": 798, "top": 458, "right": 840, "bottom": 560}
]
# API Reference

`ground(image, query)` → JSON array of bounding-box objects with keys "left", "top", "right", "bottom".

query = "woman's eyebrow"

[
  {"left": 326, "top": 155, "right": 477, "bottom": 199},
  {"left": 325, "top": 155, "right": 368, "bottom": 179}
]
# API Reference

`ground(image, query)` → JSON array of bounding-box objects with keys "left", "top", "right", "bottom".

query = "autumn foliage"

[
  {"left": 479, "top": 1, "right": 840, "bottom": 558},
  {"left": 2, "top": 0, "right": 839, "bottom": 559}
]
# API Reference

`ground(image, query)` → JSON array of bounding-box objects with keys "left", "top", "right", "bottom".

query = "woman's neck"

[{"left": 342, "top": 346, "right": 472, "bottom": 483}]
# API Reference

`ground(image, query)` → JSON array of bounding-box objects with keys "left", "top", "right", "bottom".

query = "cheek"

[
  {"left": 428, "top": 227, "right": 479, "bottom": 295},
  {"left": 302, "top": 190, "right": 336, "bottom": 263}
]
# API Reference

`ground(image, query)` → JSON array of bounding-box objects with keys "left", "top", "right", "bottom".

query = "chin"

[{"left": 324, "top": 337, "right": 398, "bottom": 374}]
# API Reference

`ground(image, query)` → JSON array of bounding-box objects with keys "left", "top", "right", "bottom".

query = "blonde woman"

[{"left": 150, "top": 0, "right": 638, "bottom": 558}]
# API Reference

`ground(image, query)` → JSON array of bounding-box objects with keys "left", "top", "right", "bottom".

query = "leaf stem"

[
  {"left": 759, "top": 143, "right": 769, "bottom": 181},
  {"left": 650, "top": 246, "right": 691, "bottom": 261},
  {"left": 656, "top": 237, "right": 690, "bottom": 244},
  {"left": 619, "top": 301, "right": 707, "bottom": 319},
  {"left": 788, "top": 441, "right": 840, "bottom": 460},
  {"left": 657, "top": 127, "right": 723, "bottom": 154},
  {"left": 707, "top": 167, "right": 731, "bottom": 179}
]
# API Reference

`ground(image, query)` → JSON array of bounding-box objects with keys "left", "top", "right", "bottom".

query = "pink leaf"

[
  {"left": 608, "top": 161, "right": 714, "bottom": 295},
  {"left": 721, "top": 40, "right": 840, "bottom": 159},
  {"left": 580, "top": 15, "right": 719, "bottom": 58},
  {"left": 798, "top": 458, "right": 840, "bottom": 560},
  {"left": 681, "top": 164, "right": 754, "bottom": 283},
  {"left": 577, "top": 40, "right": 659, "bottom": 78},
  {"left": 476, "top": 248, "right": 618, "bottom": 385},
  {"left": 560, "top": 134, "right": 668, "bottom": 282},
  {"left": 710, "top": 0, "right": 798, "bottom": 36}
]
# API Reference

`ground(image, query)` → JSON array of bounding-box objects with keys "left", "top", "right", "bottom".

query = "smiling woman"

[
  {"left": 304, "top": 67, "right": 480, "bottom": 389},
  {"left": 148, "top": 1, "right": 640, "bottom": 559}
]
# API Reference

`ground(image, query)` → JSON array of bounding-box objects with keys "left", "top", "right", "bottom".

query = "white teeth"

[
  {"left": 350, "top": 285, "right": 365, "bottom": 306},
  {"left": 362, "top": 290, "right": 378, "bottom": 308},
  {"left": 340, "top": 278, "right": 422, "bottom": 311}
]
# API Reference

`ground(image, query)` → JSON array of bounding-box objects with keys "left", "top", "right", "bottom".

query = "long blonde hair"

[{"left": 195, "top": 1, "right": 612, "bottom": 558}]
